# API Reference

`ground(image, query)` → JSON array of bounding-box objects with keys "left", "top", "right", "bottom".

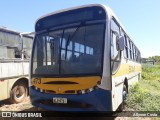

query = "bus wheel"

[
  {"left": 118, "top": 85, "right": 127, "bottom": 111},
  {"left": 10, "top": 82, "right": 28, "bottom": 104}
]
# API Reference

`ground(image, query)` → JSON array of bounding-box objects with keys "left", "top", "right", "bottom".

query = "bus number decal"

[{"left": 32, "top": 78, "right": 41, "bottom": 84}]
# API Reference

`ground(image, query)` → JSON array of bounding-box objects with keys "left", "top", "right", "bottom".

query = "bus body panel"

[
  {"left": 0, "top": 80, "right": 8, "bottom": 100},
  {"left": 31, "top": 76, "right": 101, "bottom": 94},
  {"left": 0, "top": 60, "right": 29, "bottom": 79},
  {"left": 30, "top": 87, "right": 112, "bottom": 111},
  {"left": 0, "top": 27, "right": 33, "bottom": 102},
  {"left": 98, "top": 8, "right": 111, "bottom": 91},
  {"left": 0, "top": 77, "right": 28, "bottom": 101},
  {"left": 112, "top": 55, "right": 141, "bottom": 110},
  {"left": 30, "top": 4, "right": 141, "bottom": 112},
  {"left": 0, "top": 60, "right": 30, "bottom": 100}
]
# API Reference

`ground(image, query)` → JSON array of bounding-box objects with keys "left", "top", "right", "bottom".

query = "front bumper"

[{"left": 29, "top": 86, "right": 112, "bottom": 112}]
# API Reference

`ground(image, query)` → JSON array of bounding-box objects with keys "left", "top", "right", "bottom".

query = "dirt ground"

[
  {"left": 0, "top": 97, "right": 37, "bottom": 111},
  {"left": 0, "top": 97, "right": 155, "bottom": 120}
]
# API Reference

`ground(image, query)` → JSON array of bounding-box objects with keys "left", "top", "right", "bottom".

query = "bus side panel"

[
  {"left": 22, "top": 61, "right": 30, "bottom": 75},
  {"left": 112, "top": 60, "right": 141, "bottom": 110},
  {"left": 112, "top": 77, "right": 123, "bottom": 111},
  {"left": 0, "top": 62, "right": 23, "bottom": 78},
  {"left": 0, "top": 61, "right": 29, "bottom": 100},
  {"left": 0, "top": 80, "right": 8, "bottom": 100}
]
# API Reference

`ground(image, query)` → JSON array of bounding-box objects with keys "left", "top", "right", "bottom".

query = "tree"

[{"left": 148, "top": 56, "right": 160, "bottom": 63}]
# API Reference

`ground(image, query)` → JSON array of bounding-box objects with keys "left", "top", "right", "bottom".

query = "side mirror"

[{"left": 118, "top": 36, "right": 125, "bottom": 51}]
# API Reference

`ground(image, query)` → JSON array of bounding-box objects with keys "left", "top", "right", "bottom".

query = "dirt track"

[
  {"left": 0, "top": 97, "right": 152, "bottom": 120},
  {"left": 0, "top": 97, "right": 37, "bottom": 111}
]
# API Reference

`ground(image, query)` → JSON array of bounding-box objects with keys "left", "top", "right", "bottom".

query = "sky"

[{"left": 0, "top": 0, "right": 160, "bottom": 58}]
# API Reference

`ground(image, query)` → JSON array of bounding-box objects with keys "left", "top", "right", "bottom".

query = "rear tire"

[
  {"left": 10, "top": 82, "right": 28, "bottom": 104},
  {"left": 118, "top": 84, "right": 127, "bottom": 111}
]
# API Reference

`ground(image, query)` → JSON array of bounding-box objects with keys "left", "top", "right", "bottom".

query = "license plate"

[{"left": 53, "top": 97, "right": 67, "bottom": 104}]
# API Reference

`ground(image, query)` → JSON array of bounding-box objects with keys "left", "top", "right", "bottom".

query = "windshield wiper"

[
  {"left": 65, "top": 34, "right": 70, "bottom": 61},
  {"left": 59, "top": 30, "right": 65, "bottom": 74},
  {"left": 64, "top": 23, "right": 83, "bottom": 61}
]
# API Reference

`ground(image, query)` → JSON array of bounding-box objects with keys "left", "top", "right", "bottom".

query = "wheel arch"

[
  {"left": 124, "top": 77, "right": 128, "bottom": 93},
  {"left": 9, "top": 77, "right": 29, "bottom": 96},
  {"left": 118, "top": 77, "right": 128, "bottom": 111}
]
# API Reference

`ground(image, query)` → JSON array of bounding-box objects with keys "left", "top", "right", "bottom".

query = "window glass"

[
  {"left": 111, "top": 19, "right": 120, "bottom": 60},
  {"left": 111, "top": 33, "right": 119, "bottom": 60},
  {"left": 119, "top": 26, "right": 140, "bottom": 62},
  {"left": 0, "top": 46, "right": 7, "bottom": 58},
  {"left": 127, "top": 37, "right": 131, "bottom": 59},
  {"left": 75, "top": 43, "right": 80, "bottom": 52},
  {"left": 111, "top": 19, "right": 121, "bottom": 74},
  {"left": 32, "top": 24, "right": 105, "bottom": 75},
  {"left": 124, "top": 35, "right": 128, "bottom": 58},
  {"left": 23, "top": 36, "right": 33, "bottom": 58},
  {"left": 0, "top": 31, "right": 33, "bottom": 59}
]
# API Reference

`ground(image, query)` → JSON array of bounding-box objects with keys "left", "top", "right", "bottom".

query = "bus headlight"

[
  {"left": 34, "top": 86, "right": 44, "bottom": 93},
  {"left": 40, "top": 89, "right": 43, "bottom": 92},
  {"left": 35, "top": 86, "right": 38, "bottom": 90},
  {"left": 77, "top": 86, "right": 99, "bottom": 94}
]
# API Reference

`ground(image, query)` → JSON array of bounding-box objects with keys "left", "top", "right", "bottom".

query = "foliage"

[
  {"left": 142, "top": 64, "right": 160, "bottom": 80},
  {"left": 127, "top": 80, "right": 160, "bottom": 111},
  {"left": 149, "top": 56, "right": 160, "bottom": 63},
  {"left": 126, "top": 65, "right": 160, "bottom": 111}
]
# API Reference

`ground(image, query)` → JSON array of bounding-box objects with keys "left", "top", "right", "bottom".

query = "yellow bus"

[{"left": 30, "top": 4, "right": 141, "bottom": 112}]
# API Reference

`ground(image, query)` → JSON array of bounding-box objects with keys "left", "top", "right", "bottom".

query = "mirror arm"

[{"left": 112, "top": 30, "right": 119, "bottom": 37}]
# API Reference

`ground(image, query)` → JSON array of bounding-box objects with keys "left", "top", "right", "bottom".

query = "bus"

[
  {"left": 30, "top": 4, "right": 141, "bottom": 112},
  {"left": 0, "top": 27, "right": 33, "bottom": 103}
]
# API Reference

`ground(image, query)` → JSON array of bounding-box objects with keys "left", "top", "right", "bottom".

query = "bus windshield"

[{"left": 32, "top": 23, "right": 105, "bottom": 76}]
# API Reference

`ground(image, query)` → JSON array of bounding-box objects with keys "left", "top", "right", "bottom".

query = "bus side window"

[
  {"left": 132, "top": 44, "right": 135, "bottom": 61},
  {"left": 124, "top": 35, "right": 129, "bottom": 58},
  {"left": 111, "top": 19, "right": 120, "bottom": 60},
  {"left": 15, "top": 47, "right": 21, "bottom": 58},
  {"left": 120, "top": 29, "right": 128, "bottom": 59},
  {"left": 111, "top": 18, "right": 121, "bottom": 74},
  {"left": 111, "top": 32, "right": 120, "bottom": 60},
  {"left": 126, "top": 37, "right": 131, "bottom": 59}
]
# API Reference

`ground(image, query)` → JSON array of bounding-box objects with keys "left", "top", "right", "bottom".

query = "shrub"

[{"left": 126, "top": 81, "right": 160, "bottom": 111}]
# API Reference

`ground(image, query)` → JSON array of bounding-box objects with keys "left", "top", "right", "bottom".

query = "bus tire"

[
  {"left": 118, "top": 84, "right": 127, "bottom": 111},
  {"left": 10, "top": 82, "right": 28, "bottom": 104}
]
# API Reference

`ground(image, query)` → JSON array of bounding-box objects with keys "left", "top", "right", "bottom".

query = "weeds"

[
  {"left": 126, "top": 65, "right": 160, "bottom": 111},
  {"left": 142, "top": 64, "right": 160, "bottom": 80}
]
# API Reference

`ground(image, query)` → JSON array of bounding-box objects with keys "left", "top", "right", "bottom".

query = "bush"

[
  {"left": 126, "top": 65, "right": 160, "bottom": 111},
  {"left": 142, "top": 64, "right": 160, "bottom": 80},
  {"left": 127, "top": 81, "right": 160, "bottom": 111}
]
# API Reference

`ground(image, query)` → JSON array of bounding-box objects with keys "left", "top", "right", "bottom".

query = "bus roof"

[
  {"left": 35, "top": 4, "right": 140, "bottom": 53},
  {"left": 0, "top": 26, "right": 34, "bottom": 38},
  {"left": 36, "top": 4, "right": 127, "bottom": 38},
  {"left": 0, "top": 26, "right": 20, "bottom": 35}
]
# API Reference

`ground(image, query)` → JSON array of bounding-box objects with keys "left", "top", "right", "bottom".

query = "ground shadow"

[
  {"left": 0, "top": 99, "right": 11, "bottom": 107},
  {"left": 20, "top": 107, "right": 115, "bottom": 120}
]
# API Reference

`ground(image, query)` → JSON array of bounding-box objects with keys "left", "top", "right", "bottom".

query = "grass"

[
  {"left": 126, "top": 64, "right": 160, "bottom": 111},
  {"left": 142, "top": 64, "right": 160, "bottom": 80}
]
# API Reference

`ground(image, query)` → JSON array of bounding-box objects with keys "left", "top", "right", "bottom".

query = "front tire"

[{"left": 10, "top": 82, "right": 28, "bottom": 104}]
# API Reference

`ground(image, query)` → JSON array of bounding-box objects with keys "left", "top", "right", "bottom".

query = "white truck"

[{"left": 0, "top": 27, "right": 33, "bottom": 103}]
